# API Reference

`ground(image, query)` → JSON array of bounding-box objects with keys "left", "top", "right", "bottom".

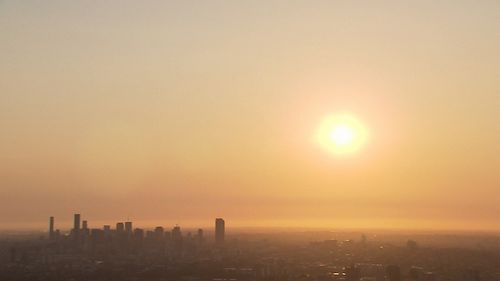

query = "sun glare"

[{"left": 317, "top": 113, "right": 368, "bottom": 155}]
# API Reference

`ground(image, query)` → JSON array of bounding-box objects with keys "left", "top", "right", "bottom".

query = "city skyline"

[{"left": 45, "top": 213, "right": 226, "bottom": 237}]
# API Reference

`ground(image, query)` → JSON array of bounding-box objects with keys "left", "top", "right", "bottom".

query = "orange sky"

[{"left": 0, "top": 1, "right": 499, "bottom": 231}]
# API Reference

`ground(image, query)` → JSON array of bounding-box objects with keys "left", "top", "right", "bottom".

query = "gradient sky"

[{"left": 1, "top": 0, "right": 499, "bottom": 231}]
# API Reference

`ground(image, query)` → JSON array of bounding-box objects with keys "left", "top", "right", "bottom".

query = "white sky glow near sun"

[{"left": 317, "top": 113, "right": 369, "bottom": 155}]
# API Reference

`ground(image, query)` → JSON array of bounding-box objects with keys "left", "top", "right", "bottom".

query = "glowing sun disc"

[{"left": 317, "top": 113, "right": 369, "bottom": 155}]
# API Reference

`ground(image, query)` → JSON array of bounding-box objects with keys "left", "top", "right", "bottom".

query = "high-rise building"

[
  {"left": 74, "top": 214, "right": 81, "bottom": 231},
  {"left": 81, "top": 220, "right": 89, "bottom": 238},
  {"left": 103, "top": 225, "right": 111, "bottom": 237},
  {"left": 154, "top": 226, "right": 164, "bottom": 240},
  {"left": 215, "top": 218, "right": 225, "bottom": 244},
  {"left": 172, "top": 226, "right": 182, "bottom": 242},
  {"left": 116, "top": 222, "right": 125, "bottom": 233},
  {"left": 125, "top": 221, "right": 133, "bottom": 234},
  {"left": 49, "top": 216, "right": 54, "bottom": 240},
  {"left": 73, "top": 214, "right": 81, "bottom": 242},
  {"left": 171, "top": 226, "right": 183, "bottom": 255}
]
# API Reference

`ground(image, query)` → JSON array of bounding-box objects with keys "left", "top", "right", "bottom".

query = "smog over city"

[{"left": 0, "top": 1, "right": 499, "bottom": 281}]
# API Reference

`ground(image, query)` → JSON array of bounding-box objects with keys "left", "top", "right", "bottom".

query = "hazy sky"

[{"left": 1, "top": 0, "right": 499, "bottom": 231}]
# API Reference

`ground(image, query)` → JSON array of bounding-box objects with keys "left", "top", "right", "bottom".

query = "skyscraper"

[
  {"left": 82, "top": 220, "right": 89, "bottom": 238},
  {"left": 154, "top": 226, "right": 165, "bottom": 240},
  {"left": 125, "top": 221, "right": 133, "bottom": 234},
  {"left": 103, "top": 225, "right": 111, "bottom": 237},
  {"left": 171, "top": 226, "right": 182, "bottom": 243},
  {"left": 49, "top": 216, "right": 54, "bottom": 240},
  {"left": 73, "top": 214, "right": 81, "bottom": 242},
  {"left": 171, "top": 225, "right": 183, "bottom": 255},
  {"left": 215, "top": 218, "right": 225, "bottom": 244},
  {"left": 116, "top": 222, "right": 124, "bottom": 233}
]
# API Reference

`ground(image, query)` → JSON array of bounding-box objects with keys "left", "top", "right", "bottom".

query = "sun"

[
  {"left": 330, "top": 125, "right": 354, "bottom": 145},
  {"left": 317, "top": 113, "right": 368, "bottom": 155}
]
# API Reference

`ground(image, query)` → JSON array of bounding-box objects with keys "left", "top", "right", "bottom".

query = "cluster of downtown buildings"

[{"left": 46, "top": 213, "right": 225, "bottom": 255}]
